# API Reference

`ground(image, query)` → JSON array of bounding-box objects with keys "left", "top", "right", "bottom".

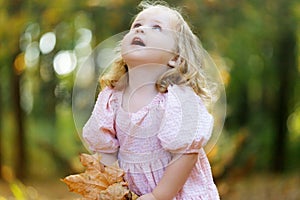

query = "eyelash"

[
  {"left": 132, "top": 23, "right": 162, "bottom": 31},
  {"left": 152, "top": 25, "right": 162, "bottom": 31},
  {"left": 133, "top": 23, "right": 141, "bottom": 28}
]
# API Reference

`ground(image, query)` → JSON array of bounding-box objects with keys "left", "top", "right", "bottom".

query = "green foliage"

[{"left": 0, "top": 0, "right": 300, "bottom": 184}]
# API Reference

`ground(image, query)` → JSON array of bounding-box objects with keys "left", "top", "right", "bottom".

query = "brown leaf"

[
  {"left": 62, "top": 174, "right": 106, "bottom": 199},
  {"left": 105, "top": 162, "right": 125, "bottom": 185},
  {"left": 98, "top": 182, "right": 129, "bottom": 200},
  {"left": 80, "top": 153, "right": 105, "bottom": 173},
  {"left": 62, "top": 153, "right": 139, "bottom": 200}
]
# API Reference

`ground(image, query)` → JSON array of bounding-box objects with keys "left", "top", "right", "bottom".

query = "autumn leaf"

[
  {"left": 99, "top": 182, "right": 135, "bottom": 200},
  {"left": 61, "top": 153, "right": 138, "bottom": 200}
]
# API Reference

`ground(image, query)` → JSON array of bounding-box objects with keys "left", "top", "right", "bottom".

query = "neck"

[{"left": 126, "top": 64, "right": 169, "bottom": 93}]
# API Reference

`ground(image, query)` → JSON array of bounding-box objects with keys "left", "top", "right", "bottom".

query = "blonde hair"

[{"left": 100, "top": 0, "right": 212, "bottom": 104}]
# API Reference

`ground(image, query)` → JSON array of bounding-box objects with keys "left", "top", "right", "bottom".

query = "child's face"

[{"left": 121, "top": 7, "right": 178, "bottom": 69}]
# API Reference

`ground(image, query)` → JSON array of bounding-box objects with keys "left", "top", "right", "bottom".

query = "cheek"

[
  {"left": 121, "top": 43, "right": 133, "bottom": 62},
  {"left": 153, "top": 35, "right": 176, "bottom": 52},
  {"left": 166, "top": 34, "right": 177, "bottom": 52},
  {"left": 120, "top": 35, "right": 129, "bottom": 54}
]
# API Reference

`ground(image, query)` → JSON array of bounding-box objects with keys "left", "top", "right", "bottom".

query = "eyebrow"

[
  {"left": 133, "top": 18, "right": 163, "bottom": 24},
  {"left": 153, "top": 19, "right": 163, "bottom": 24}
]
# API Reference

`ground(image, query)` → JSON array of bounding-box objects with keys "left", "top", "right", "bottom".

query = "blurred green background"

[{"left": 0, "top": 0, "right": 300, "bottom": 199}]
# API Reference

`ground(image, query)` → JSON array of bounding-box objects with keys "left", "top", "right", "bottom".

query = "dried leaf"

[
  {"left": 62, "top": 174, "right": 106, "bottom": 199},
  {"left": 62, "top": 153, "right": 138, "bottom": 200},
  {"left": 80, "top": 153, "right": 104, "bottom": 172},
  {"left": 98, "top": 182, "right": 129, "bottom": 200},
  {"left": 105, "top": 162, "right": 125, "bottom": 185}
]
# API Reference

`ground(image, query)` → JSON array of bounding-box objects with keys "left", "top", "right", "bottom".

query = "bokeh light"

[
  {"left": 39, "top": 32, "right": 56, "bottom": 54},
  {"left": 53, "top": 50, "right": 77, "bottom": 76},
  {"left": 24, "top": 42, "right": 40, "bottom": 67}
]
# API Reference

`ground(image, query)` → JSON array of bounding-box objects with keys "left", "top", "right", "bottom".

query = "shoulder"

[
  {"left": 95, "top": 87, "right": 121, "bottom": 111},
  {"left": 164, "top": 85, "right": 213, "bottom": 134},
  {"left": 158, "top": 85, "right": 214, "bottom": 152},
  {"left": 99, "top": 86, "right": 119, "bottom": 98},
  {"left": 161, "top": 85, "right": 210, "bottom": 126},
  {"left": 166, "top": 85, "right": 209, "bottom": 110},
  {"left": 163, "top": 85, "right": 203, "bottom": 109},
  {"left": 166, "top": 85, "right": 197, "bottom": 99}
]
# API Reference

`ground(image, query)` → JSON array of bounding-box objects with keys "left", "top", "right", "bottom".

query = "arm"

[
  {"left": 138, "top": 153, "right": 198, "bottom": 200},
  {"left": 83, "top": 88, "right": 119, "bottom": 163}
]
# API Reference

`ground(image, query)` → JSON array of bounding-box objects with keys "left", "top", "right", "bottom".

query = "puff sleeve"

[
  {"left": 82, "top": 87, "right": 119, "bottom": 154},
  {"left": 157, "top": 85, "right": 214, "bottom": 154}
]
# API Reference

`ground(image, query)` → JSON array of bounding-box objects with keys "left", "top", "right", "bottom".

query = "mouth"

[{"left": 131, "top": 37, "right": 145, "bottom": 46}]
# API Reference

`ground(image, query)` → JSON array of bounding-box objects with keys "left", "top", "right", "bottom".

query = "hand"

[{"left": 137, "top": 193, "right": 157, "bottom": 200}]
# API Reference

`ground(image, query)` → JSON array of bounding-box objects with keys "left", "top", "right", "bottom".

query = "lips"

[{"left": 131, "top": 37, "right": 145, "bottom": 46}]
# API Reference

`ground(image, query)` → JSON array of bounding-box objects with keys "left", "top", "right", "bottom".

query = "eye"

[
  {"left": 132, "top": 23, "right": 141, "bottom": 29},
  {"left": 152, "top": 25, "right": 162, "bottom": 31}
]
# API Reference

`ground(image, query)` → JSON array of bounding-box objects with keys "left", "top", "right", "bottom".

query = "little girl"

[{"left": 83, "top": 1, "right": 220, "bottom": 199}]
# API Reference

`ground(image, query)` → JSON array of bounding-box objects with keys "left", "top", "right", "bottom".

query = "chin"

[
  {"left": 122, "top": 51, "right": 148, "bottom": 65},
  {"left": 124, "top": 51, "right": 168, "bottom": 63}
]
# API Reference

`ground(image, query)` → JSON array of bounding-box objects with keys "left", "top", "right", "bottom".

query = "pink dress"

[{"left": 83, "top": 85, "right": 220, "bottom": 200}]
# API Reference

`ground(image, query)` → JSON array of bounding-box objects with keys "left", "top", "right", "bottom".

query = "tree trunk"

[
  {"left": 9, "top": 0, "right": 26, "bottom": 179},
  {"left": 272, "top": 7, "right": 296, "bottom": 172},
  {"left": 12, "top": 60, "right": 26, "bottom": 179},
  {"left": 0, "top": 78, "right": 2, "bottom": 179}
]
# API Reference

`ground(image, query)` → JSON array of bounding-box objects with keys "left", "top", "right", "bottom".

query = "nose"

[{"left": 135, "top": 26, "right": 145, "bottom": 33}]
